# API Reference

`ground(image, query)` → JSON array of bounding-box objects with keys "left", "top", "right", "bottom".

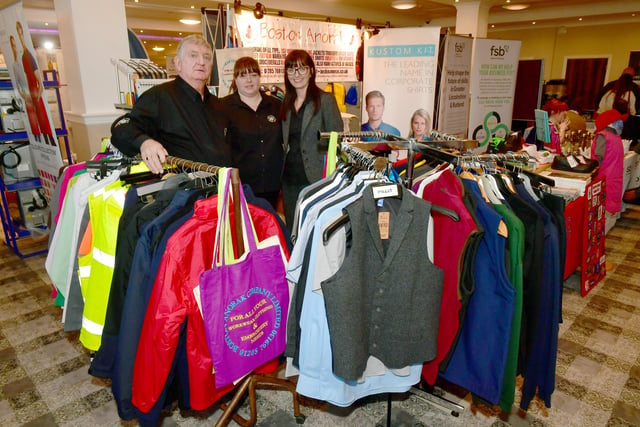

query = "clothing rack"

[
  {"left": 363, "top": 137, "right": 557, "bottom": 190},
  {"left": 321, "top": 133, "right": 466, "bottom": 422},
  {"left": 122, "top": 155, "right": 302, "bottom": 425},
  {"left": 164, "top": 156, "right": 245, "bottom": 255},
  {"left": 162, "top": 156, "right": 306, "bottom": 426},
  {"left": 324, "top": 131, "right": 553, "bottom": 191},
  {"left": 164, "top": 156, "right": 244, "bottom": 255},
  {"left": 339, "top": 142, "right": 389, "bottom": 173},
  {"left": 323, "top": 142, "right": 460, "bottom": 244},
  {"left": 122, "top": 155, "right": 245, "bottom": 255}
]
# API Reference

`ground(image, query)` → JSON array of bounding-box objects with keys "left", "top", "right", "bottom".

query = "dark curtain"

[
  {"left": 513, "top": 59, "right": 543, "bottom": 121},
  {"left": 565, "top": 58, "right": 608, "bottom": 114}
]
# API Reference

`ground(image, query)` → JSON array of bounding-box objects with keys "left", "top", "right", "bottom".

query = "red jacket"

[
  {"left": 419, "top": 170, "right": 481, "bottom": 384},
  {"left": 132, "top": 195, "right": 289, "bottom": 412}
]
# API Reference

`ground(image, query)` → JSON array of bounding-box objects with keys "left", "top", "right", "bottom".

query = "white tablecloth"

[{"left": 623, "top": 151, "right": 640, "bottom": 191}]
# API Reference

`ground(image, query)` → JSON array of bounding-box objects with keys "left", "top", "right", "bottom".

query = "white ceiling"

[{"left": 18, "top": 0, "right": 640, "bottom": 66}]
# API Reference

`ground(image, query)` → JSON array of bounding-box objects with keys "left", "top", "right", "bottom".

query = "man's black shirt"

[
  {"left": 221, "top": 91, "right": 284, "bottom": 194},
  {"left": 111, "top": 76, "right": 231, "bottom": 166}
]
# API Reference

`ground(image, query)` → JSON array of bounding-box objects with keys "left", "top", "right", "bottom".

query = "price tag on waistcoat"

[{"left": 378, "top": 212, "right": 390, "bottom": 240}]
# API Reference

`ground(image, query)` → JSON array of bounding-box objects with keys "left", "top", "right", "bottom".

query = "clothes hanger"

[
  {"left": 322, "top": 190, "right": 460, "bottom": 244},
  {"left": 518, "top": 171, "right": 541, "bottom": 201},
  {"left": 480, "top": 175, "right": 503, "bottom": 204},
  {"left": 499, "top": 172, "right": 518, "bottom": 194}
]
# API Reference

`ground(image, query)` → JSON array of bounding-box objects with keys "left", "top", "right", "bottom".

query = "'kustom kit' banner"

[{"left": 362, "top": 27, "right": 441, "bottom": 139}]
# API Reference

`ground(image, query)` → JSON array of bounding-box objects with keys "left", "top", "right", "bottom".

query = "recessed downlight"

[{"left": 502, "top": 4, "right": 530, "bottom": 11}]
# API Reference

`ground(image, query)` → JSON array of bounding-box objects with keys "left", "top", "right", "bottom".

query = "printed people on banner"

[
  {"left": 361, "top": 90, "right": 401, "bottom": 137},
  {"left": 16, "top": 21, "right": 57, "bottom": 147},
  {"left": 9, "top": 35, "right": 39, "bottom": 140},
  {"left": 280, "top": 49, "right": 343, "bottom": 230},
  {"left": 408, "top": 108, "right": 432, "bottom": 141}
]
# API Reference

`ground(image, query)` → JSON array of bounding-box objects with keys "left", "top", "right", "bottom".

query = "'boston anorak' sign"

[{"left": 232, "top": 13, "right": 359, "bottom": 83}]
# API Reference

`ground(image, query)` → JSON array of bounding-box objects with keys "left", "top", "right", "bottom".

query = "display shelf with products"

[{"left": 0, "top": 69, "right": 72, "bottom": 258}]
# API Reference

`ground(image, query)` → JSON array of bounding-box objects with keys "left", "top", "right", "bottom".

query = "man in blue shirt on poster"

[{"left": 361, "top": 90, "right": 401, "bottom": 140}]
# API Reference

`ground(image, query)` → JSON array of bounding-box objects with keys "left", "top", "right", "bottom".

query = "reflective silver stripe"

[
  {"left": 78, "top": 265, "right": 91, "bottom": 278},
  {"left": 113, "top": 189, "right": 126, "bottom": 206},
  {"left": 82, "top": 316, "right": 103, "bottom": 335},
  {"left": 92, "top": 247, "right": 115, "bottom": 268}
]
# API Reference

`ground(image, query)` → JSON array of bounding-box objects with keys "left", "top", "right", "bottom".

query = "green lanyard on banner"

[{"left": 325, "top": 131, "right": 339, "bottom": 177}]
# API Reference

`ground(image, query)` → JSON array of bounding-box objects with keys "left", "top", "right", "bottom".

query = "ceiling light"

[
  {"left": 179, "top": 19, "right": 201, "bottom": 25},
  {"left": 43, "top": 41, "right": 54, "bottom": 50},
  {"left": 502, "top": 4, "right": 529, "bottom": 10},
  {"left": 152, "top": 46, "right": 165, "bottom": 51},
  {"left": 391, "top": 0, "right": 417, "bottom": 9}
]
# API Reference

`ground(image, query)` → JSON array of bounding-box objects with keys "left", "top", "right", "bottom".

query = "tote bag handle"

[{"left": 213, "top": 168, "right": 259, "bottom": 268}]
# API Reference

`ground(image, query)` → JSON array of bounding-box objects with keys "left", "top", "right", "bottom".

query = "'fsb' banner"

[
  {"left": 437, "top": 34, "right": 472, "bottom": 138},
  {"left": 0, "top": 0, "right": 64, "bottom": 201},
  {"left": 233, "top": 12, "right": 359, "bottom": 83},
  {"left": 468, "top": 38, "right": 521, "bottom": 153}
]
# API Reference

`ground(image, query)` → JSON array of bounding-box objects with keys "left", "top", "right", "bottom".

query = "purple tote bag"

[{"left": 199, "top": 169, "right": 288, "bottom": 387}]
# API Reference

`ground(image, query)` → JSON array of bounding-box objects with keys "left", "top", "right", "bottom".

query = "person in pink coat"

[{"left": 591, "top": 108, "right": 627, "bottom": 234}]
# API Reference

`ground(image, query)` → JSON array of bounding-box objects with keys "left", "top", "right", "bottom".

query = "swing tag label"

[
  {"left": 567, "top": 155, "right": 579, "bottom": 168},
  {"left": 378, "top": 212, "right": 390, "bottom": 239},
  {"left": 372, "top": 184, "right": 399, "bottom": 199}
]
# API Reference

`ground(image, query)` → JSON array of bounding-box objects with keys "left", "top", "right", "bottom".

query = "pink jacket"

[{"left": 591, "top": 129, "right": 623, "bottom": 213}]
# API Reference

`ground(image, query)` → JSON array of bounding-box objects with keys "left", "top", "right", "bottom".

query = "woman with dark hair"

[
  {"left": 280, "top": 49, "right": 343, "bottom": 229},
  {"left": 597, "top": 72, "right": 638, "bottom": 116},
  {"left": 222, "top": 56, "right": 283, "bottom": 208}
]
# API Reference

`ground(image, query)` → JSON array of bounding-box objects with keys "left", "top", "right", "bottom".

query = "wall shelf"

[{"left": 0, "top": 69, "right": 72, "bottom": 258}]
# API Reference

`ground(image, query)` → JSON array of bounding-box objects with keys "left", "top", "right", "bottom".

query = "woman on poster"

[{"left": 16, "top": 21, "right": 56, "bottom": 147}]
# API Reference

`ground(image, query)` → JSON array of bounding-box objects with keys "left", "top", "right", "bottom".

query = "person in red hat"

[
  {"left": 542, "top": 98, "right": 569, "bottom": 153},
  {"left": 591, "top": 108, "right": 627, "bottom": 234}
]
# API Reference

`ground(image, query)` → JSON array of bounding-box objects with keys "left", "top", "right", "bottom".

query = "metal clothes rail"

[{"left": 158, "top": 155, "right": 303, "bottom": 426}]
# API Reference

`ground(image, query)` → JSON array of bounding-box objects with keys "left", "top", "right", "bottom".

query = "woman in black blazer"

[{"left": 280, "top": 49, "right": 343, "bottom": 230}]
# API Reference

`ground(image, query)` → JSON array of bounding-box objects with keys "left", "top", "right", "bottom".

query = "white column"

[
  {"left": 455, "top": 1, "right": 490, "bottom": 38},
  {"left": 53, "top": 0, "right": 129, "bottom": 161}
]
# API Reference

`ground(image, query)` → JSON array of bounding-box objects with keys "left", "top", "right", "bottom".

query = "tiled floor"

[{"left": 0, "top": 204, "right": 639, "bottom": 426}]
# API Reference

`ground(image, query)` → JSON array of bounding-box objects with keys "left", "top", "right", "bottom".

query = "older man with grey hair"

[{"left": 112, "top": 34, "right": 231, "bottom": 172}]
